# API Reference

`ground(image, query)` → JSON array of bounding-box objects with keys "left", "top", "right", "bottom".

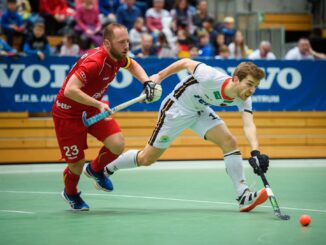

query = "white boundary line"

[
  {"left": 0, "top": 209, "right": 35, "bottom": 214},
  {"left": 0, "top": 159, "right": 326, "bottom": 174},
  {"left": 1, "top": 190, "right": 325, "bottom": 214}
]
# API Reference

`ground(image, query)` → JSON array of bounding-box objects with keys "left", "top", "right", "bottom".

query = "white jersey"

[{"left": 167, "top": 63, "right": 252, "bottom": 112}]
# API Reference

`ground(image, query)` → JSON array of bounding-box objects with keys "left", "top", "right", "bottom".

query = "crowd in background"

[{"left": 0, "top": 0, "right": 325, "bottom": 60}]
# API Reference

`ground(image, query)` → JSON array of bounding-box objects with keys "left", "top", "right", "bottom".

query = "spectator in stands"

[
  {"left": 197, "top": 29, "right": 214, "bottom": 58},
  {"left": 75, "top": 0, "right": 102, "bottom": 50},
  {"left": 192, "top": 0, "right": 214, "bottom": 30},
  {"left": 0, "top": 36, "right": 17, "bottom": 55},
  {"left": 1, "top": 0, "right": 26, "bottom": 46},
  {"left": 201, "top": 18, "right": 217, "bottom": 45},
  {"left": 248, "top": 41, "right": 276, "bottom": 60},
  {"left": 17, "top": 0, "right": 31, "bottom": 21},
  {"left": 39, "top": 0, "right": 75, "bottom": 35},
  {"left": 156, "top": 31, "right": 177, "bottom": 58},
  {"left": 116, "top": 0, "right": 142, "bottom": 31},
  {"left": 188, "top": 45, "right": 198, "bottom": 58},
  {"left": 145, "top": 0, "right": 170, "bottom": 35},
  {"left": 220, "top": 16, "right": 236, "bottom": 46},
  {"left": 59, "top": 32, "right": 80, "bottom": 56},
  {"left": 133, "top": 33, "right": 157, "bottom": 58},
  {"left": 170, "top": 0, "right": 194, "bottom": 35},
  {"left": 129, "top": 17, "right": 148, "bottom": 52},
  {"left": 23, "top": 21, "right": 50, "bottom": 60},
  {"left": 284, "top": 38, "right": 326, "bottom": 60},
  {"left": 215, "top": 45, "right": 230, "bottom": 59},
  {"left": 176, "top": 27, "right": 195, "bottom": 58},
  {"left": 98, "top": 0, "right": 120, "bottom": 26},
  {"left": 213, "top": 32, "right": 225, "bottom": 56},
  {"left": 228, "top": 30, "right": 248, "bottom": 59}
]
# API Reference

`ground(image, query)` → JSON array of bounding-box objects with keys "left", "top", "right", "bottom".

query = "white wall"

[{"left": 207, "top": 0, "right": 309, "bottom": 22}]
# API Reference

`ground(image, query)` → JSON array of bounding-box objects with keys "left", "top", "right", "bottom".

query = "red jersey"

[{"left": 53, "top": 45, "right": 131, "bottom": 118}]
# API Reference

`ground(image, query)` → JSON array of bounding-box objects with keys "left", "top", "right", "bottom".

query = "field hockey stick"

[
  {"left": 82, "top": 93, "right": 146, "bottom": 126},
  {"left": 249, "top": 157, "right": 290, "bottom": 220}
]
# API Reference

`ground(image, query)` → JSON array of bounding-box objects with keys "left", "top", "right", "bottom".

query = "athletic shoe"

[
  {"left": 61, "top": 190, "right": 89, "bottom": 211},
  {"left": 238, "top": 188, "right": 268, "bottom": 212},
  {"left": 104, "top": 167, "right": 114, "bottom": 177},
  {"left": 84, "top": 163, "right": 113, "bottom": 191}
]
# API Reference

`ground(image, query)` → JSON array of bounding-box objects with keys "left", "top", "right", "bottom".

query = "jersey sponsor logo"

[
  {"left": 79, "top": 71, "right": 87, "bottom": 82},
  {"left": 56, "top": 100, "right": 71, "bottom": 110},
  {"left": 213, "top": 91, "right": 222, "bottom": 100},
  {"left": 103, "top": 77, "right": 110, "bottom": 80},
  {"left": 159, "top": 135, "right": 170, "bottom": 143},
  {"left": 92, "top": 93, "right": 101, "bottom": 99},
  {"left": 193, "top": 95, "right": 210, "bottom": 106}
]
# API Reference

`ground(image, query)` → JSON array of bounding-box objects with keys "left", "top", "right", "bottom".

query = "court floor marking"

[
  {"left": 0, "top": 209, "right": 35, "bottom": 214},
  {"left": 1, "top": 190, "right": 325, "bottom": 214}
]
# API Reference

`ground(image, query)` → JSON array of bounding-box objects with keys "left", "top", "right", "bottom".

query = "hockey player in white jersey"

[{"left": 105, "top": 58, "right": 270, "bottom": 212}]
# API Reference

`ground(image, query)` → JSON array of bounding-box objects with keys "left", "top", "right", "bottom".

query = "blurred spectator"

[
  {"left": 220, "top": 16, "right": 236, "bottom": 46},
  {"left": 133, "top": 33, "right": 157, "bottom": 57},
  {"left": 17, "top": 0, "right": 31, "bottom": 21},
  {"left": 188, "top": 45, "right": 198, "bottom": 58},
  {"left": 228, "top": 30, "right": 248, "bottom": 59},
  {"left": 129, "top": 17, "right": 148, "bottom": 52},
  {"left": 176, "top": 28, "right": 195, "bottom": 58},
  {"left": 161, "top": 16, "right": 177, "bottom": 49},
  {"left": 59, "top": 32, "right": 80, "bottom": 56},
  {"left": 28, "top": 0, "right": 38, "bottom": 13},
  {"left": 98, "top": 0, "right": 120, "bottom": 26},
  {"left": 192, "top": 0, "right": 214, "bottom": 30},
  {"left": 39, "top": 0, "right": 75, "bottom": 35},
  {"left": 156, "top": 31, "right": 176, "bottom": 57},
  {"left": 248, "top": 41, "right": 276, "bottom": 60},
  {"left": 75, "top": 0, "right": 102, "bottom": 50},
  {"left": 0, "top": 0, "right": 7, "bottom": 15},
  {"left": 213, "top": 32, "right": 225, "bottom": 56},
  {"left": 170, "top": 0, "right": 194, "bottom": 34},
  {"left": 145, "top": 0, "right": 170, "bottom": 35},
  {"left": 116, "top": 0, "right": 142, "bottom": 31},
  {"left": 23, "top": 21, "right": 50, "bottom": 60},
  {"left": 1, "top": 0, "right": 26, "bottom": 46},
  {"left": 197, "top": 29, "right": 214, "bottom": 58},
  {"left": 201, "top": 18, "right": 217, "bottom": 45},
  {"left": 0, "top": 37, "right": 17, "bottom": 55},
  {"left": 215, "top": 45, "right": 230, "bottom": 59},
  {"left": 284, "top": 38, "right": 326, "bottom": 60}
]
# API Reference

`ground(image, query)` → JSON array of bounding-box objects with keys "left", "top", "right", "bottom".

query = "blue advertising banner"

[{"left": 0, "top": 56, "right": 326, "bottom": 112}]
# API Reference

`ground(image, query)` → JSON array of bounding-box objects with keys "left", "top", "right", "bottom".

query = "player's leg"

[
  {"left": 52, "top": 115, "right": 89, "bottom": 210},
  {"left": 85, "top": 117, "right": 123, "bottom": 191},
  {"left": 105, "top": 98, "right": 190, "bottom": 174},
  {"left": 191, "top": 108, "right": 267, "bottom": 212}
]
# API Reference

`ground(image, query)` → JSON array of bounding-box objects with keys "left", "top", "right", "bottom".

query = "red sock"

[
  {"left": 91, "top": 146, "right": 119, "bottom": 172},
  {"left": 63, "top": 167, "right": 80, "bottom": 195}
]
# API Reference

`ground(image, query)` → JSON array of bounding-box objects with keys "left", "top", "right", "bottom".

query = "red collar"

[{"left": 221, "top": 78, "right": 234, "bottom": 100}]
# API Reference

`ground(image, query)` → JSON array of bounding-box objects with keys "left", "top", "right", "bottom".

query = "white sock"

[
  {"left": 105, "top": 150, "right": 139, "bottom": 173},
  {"left": 224, "top": 150, "right": 248, "bottom": 197}
]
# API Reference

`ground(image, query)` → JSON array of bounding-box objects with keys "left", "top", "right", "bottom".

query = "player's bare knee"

[
  {"left": 109, "top": 141, "right": 125, "bottom": 155},
  {"left": 221, "top": 135, "right": 238, "bottom": 152}
]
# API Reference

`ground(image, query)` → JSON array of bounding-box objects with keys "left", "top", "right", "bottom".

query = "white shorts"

[{"left": 148, "top": 97, "right": 224, "bottom": 149}]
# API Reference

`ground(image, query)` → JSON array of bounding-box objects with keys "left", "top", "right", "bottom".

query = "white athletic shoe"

[{"left": 237, "top": 188, "right": 268, "bottom": 212}]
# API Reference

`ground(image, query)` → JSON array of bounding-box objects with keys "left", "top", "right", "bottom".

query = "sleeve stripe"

[
  {"left": 122, "top": 57, "right": 131, "bottom": 68},
  {"left": 244, "top": 109, "right": 253, "bottom": 114}
]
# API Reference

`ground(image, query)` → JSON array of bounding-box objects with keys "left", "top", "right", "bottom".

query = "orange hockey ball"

[{"left": 299, "top": 215, "right": 311, "bottom": 226}]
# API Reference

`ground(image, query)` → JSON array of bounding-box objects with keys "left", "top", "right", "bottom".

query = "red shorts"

[{"left": 52, "top": 115, "right": 121, "bottom": 163}]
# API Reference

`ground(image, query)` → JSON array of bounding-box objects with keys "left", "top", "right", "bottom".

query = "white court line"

[
  {"left": 0, "top": 209, "right": 35, "bottom": 214},
  {"left": 0, "top": 159, "right": 326, "bottom": 174},
  {"left": 1, "top": 190, "right": 325, "bottom": 214}
]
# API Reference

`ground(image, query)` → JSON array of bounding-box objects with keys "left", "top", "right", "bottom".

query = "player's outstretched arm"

[
  {"left": 242, "top": 111, "right": 270, "bottom": 175},
  {"left": 156, "top": 58, "right": 201, "bottom": 82},
  {"left": 126, "top": 58, "right": 151, "bottom": 84}
]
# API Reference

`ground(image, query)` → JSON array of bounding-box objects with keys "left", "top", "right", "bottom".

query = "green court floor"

[{"left": 0, "top": 160, "right": 325, "bottom": 245}]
